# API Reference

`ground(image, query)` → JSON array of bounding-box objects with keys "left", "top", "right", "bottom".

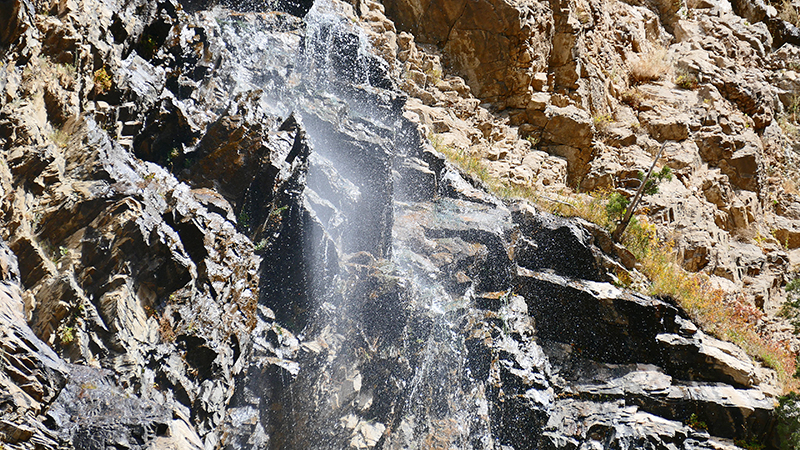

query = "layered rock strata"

[{"left": 0, "top": 0, "right": 796, "bottom": 449}]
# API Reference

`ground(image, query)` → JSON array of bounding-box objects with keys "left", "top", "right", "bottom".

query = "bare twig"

[{"left": 612, "top": 141, "right": 667, "bottom": 242}]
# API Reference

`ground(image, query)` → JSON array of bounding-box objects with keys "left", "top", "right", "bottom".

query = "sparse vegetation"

[
  {"left": 675, "top": 69, "right": 699, "bottom": 90},
  {"left": 430, "top": 131, "right": 800, "bottom": 393},
  {"left": 775, "top": 392, "right": 800, "bottom": 450},
  {"left": 611, "top": 146, "right": 672, "bottom": 242},
  {"left": 735, "top": 438, "right": 766, "bottom": 450},
  {"left": 237, "top": 209, "right": 251, "bottom": 230},
  {"left": 777, "top": 0, "right": 800, "bottom": 27},
  {"left": 639, "top": 166, "right": 673, "bottom": 196},
  {"left": 779, "top": 95, "right": 800, "bottom": 139},
  {"left": 93, "top": 66, "right": 112, "bottom": 95},
  {"left": 50, "top": 127, "right": 70, "bottom": 148},
  {"left": 525, "top": 135, "right": 540, "bottom": 146},
  {"left": 59, "top": 326, "right": 75, "bottom": 346},
  {"left": 620, "top": 87, "right": 645, "bottom": 111},
  {"left": 780, "top": 277, "right": 800, "bottom": 334},
  {"left": 628, "top": 48, "right": 669, "bottom": 85},
  {"left": 605, "top": 192, "right": 629, "bottom": 222},
  {"left": 592, "top": 114, "right": 614, "bottom": 135},
  {"left": 53, "top": 61, "right": 76, "bottom": 80},
  {"left": 142, "top": 35, "right": 159, "bottom": 58},
  {"left": 166, "top": 147, "right": 180, "bottom": 163},
  {"left": 686, "top": 413, "right": 707, "bottom": 431},
  {"left": 429, "top": 133, "right": 490, "bottom": 184},
  {"left": 424, "top": 66, "right": 443, "bottom": 85}
]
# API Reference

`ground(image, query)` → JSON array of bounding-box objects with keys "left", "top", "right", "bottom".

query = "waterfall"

[{"left": 213, "top": 1, "right": 508, "bottom": 447}]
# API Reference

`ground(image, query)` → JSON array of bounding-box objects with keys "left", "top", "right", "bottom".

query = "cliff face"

[
  {"left": 378, "top": 0, "right": 800, "bottom": 324},
  {"left": 0, "top": 0, "right": 798, "bottom": 449}
]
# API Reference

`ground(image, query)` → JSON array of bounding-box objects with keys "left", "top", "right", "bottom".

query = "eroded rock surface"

[{"left": 0, "top": 0, "right": 794, "bottom": 448}]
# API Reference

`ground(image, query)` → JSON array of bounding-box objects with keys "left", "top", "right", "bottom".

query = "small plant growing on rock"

[
  {"left": 59, "top": 326, "right": 75, "bottom": 346},
  {"left": 686, "top": 413, "right": 707, "bottom": 431},
  {"left": 142, "top": 35, "right": 159, "bottom": 58},
  {"left": 525, "top": 135, "right": 540, "bottom": 146},
  {"left": 620, "top": 87, "right": 645, "bottom": 111},
  {"left": 734, "top": 439, "right": 765, "bottom": 450},
  {"left": 592, "top": 114, "right": 614, "bottom": 135},
  {"left": 93, "top": 66, "right": 112, "bottom": 95},
  {"left": 605, "top": 192, "right": 630, "bottom": 222},
  {"left": 254, "top": 239, "right": 268, "bottom": 251},
  {"left": 675, "top": 69, "right": 698, "bottom": 90},
  {"left": 237, "top": 209, "right": 251, "bottom": 230},
  {"left": 50, "top": 128, "right": 70, "bottom": 148},
  {"left": 429, "top": 133, "right": 490, "bottom": 183},
  {"left": 639, "top": 166, "right": 673, "bottom": 195},
  {"left": 424, "top": 66, "right": 442, "bottom": 85},
  {"left": 167, "top": 147, "right": 180, "bottom": 163}
]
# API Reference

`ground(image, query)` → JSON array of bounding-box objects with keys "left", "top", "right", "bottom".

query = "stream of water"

[{"left": 217, "top": 1, "right": 498, "bottom": 447}]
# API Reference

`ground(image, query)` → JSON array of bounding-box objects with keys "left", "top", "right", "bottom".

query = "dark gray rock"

[
  {"left": 510, "top": 201, "right": 604, "bottom": 282},
  {"left": 47, "top": 365, "right": 171, "bottom": 450},
  {"left": 514, "top": 269, "right": 681, "bottom": 365},
  {"left": 0, "top": 0, "right": 34, "bottom": 47}
]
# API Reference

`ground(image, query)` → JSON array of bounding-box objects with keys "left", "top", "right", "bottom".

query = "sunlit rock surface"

[{"left": 0, "top": 0, "right": 795, "bottom": 448}]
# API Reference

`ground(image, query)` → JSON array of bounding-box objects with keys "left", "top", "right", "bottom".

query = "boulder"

[
  {"left": 511, "top": 200, "right": 604, "bottom": 282},
  {"left": 514, "top": 269, "right": 682, "bottom": 364},
  {"left": 657, "top": 332, "right": 758, "bottom": 388},
  {"left": 542, "top": 104, "right": 594, "bottom": 149},
  {"left": 640, "top": 110, "right": 690, "bottom": 142}
]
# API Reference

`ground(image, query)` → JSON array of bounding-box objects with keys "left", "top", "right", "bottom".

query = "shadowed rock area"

[{"left": 0, "top": 0, "right": 797, "bottom": 448}]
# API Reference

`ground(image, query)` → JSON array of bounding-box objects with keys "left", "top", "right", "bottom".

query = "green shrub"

[
  {"left": 605, "top": 192, "right": 630, "bottom": 222},
  {"left": 93, "top": 67, "right": 112, "bottom": 94},
  {"left": 776, "top": 392, "right": 800, "bottom": 450}
]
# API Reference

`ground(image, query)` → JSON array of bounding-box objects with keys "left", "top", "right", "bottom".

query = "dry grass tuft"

[
  {"left": 778, "top": 0, "right": 800, "bottom": 26},
  {"left": 620, "top": 87, "right": 646, "bottom": 111},
  {"left": 629, "top": 48, "right": 669, "bottom": 85}
]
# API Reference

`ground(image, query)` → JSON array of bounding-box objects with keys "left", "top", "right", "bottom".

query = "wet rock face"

[
  {"left": 0, "top": 0, "right": 787, "bottom": 449},
  {"left": 47, "top": 365, "right": 172, "bottom": 450}
]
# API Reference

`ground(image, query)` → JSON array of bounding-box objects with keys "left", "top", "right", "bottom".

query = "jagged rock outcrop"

[
  {"left": 0, "top": 0, "right": 796, "bottom": 448},
  {"left": 374, "top": 0, "right": 800, "bottom": 357}
]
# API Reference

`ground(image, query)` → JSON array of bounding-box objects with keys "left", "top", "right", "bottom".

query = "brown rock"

[
  {"left": 385, "top": 0, "right": 553, "bottom": 107},
  {"left": 0, "top": 0, "right": 34, "bottom": 47},
  {"left": 773, "top": 216, "right": 800, "bottom": 249},
  {"left": 542, "top": 105, "right": 593, "bottom": 148}
]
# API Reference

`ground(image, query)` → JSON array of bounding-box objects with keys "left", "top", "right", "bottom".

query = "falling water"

[
  {"left": 390, "top": 237, "right": 493, "bottom": 449},
  {"left": 215, "top": 1, "right": 499, "bottom": 447}
]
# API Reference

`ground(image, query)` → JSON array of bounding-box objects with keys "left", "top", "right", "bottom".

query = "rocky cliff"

[{"left": 1, "top": 0, "right": 799, "bottom": 449}]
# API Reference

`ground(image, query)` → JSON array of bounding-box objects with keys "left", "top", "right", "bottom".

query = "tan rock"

[
  {"left": 772, "top": 216, "right": 800, "bottom": 249},
  {"left": 542, "top": 105, "right": 593, "bottom": 149},
  {"left": 385, "top": 0, "right": 553, "bottom": 107},
  {"left": 640, "top": 110, "right": 690, "bottom": 142}
]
